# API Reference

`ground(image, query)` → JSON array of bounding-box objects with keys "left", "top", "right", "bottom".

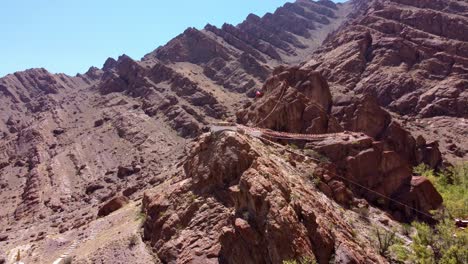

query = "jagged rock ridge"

[{"left": 306, "top": 0, "right": 468, "bottom": 162}]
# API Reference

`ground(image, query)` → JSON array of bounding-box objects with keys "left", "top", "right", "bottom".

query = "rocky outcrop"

[
  {"left": 334, "top": 95, "right": 443, "bottom": 168},
  {"left": 237, "top": 66, "right": 339, "bottom": 135},
  {"left": 117, "top": 165, "right": 141, "bottom": 179},
  {"left": 97, "top": 196, "right": 129, "bottom": 217},
  {"left": 0, "top": 69, "right": 92, "bottom": 121},
  {"left": 238, "top": 66, "right": 442, "bottom": 221},
  {"left": 12, "top": 128, "right": 50, "bottom": 220},
  {"left": 310, "top": 135, "right": 442, "bottom": 221},
  {"left": 152, "top": 28, "right": 232, "bottom": 64},
  {"left": 143, "top": 132, "right": 387, "bottom": 264}
]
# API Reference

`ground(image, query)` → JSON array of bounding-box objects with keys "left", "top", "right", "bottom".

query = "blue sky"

[{"left": 0, "top": 0, "right": 345, "bottom": 77}]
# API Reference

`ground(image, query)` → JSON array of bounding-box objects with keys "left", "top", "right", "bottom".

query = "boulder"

[
  {"left": 117, "top": 165, "right": 141, "bottom": 179},
  {"left": 392, "top": 176, "right": 443, "bottom": 221},
  {"left": 97, "top": 196, "right": 129, "bottom": 217},
  {"left": 85, "top": 184, "right": 105, "bottom": 195},
  {"left": 94, "top": 119, "right": 105, "bottom": 127},
  {"left": 416, "top": 141, "right": 442, "bottom": 168},
  {"left": 339, "top": 95, "right": 391, "bottom": 139},
  {"left": 52, "top": 128, "right": 65, "bottom": 136},
  {"left": 123, "top": 186, "right": 139, "bottom": 197},
  {"left": 334, "top": 243, "right": 362, "bottom": 264},
  {"left": 410, "top": 177, "right": 443, "bottom": 212},
  {"left": 311, "top": 134, "right": 413, "bottom": 207}
]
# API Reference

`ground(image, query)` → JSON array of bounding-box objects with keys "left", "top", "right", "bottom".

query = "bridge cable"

[{"left": 256, "top": 134, "right": 437, "bottom": 220}]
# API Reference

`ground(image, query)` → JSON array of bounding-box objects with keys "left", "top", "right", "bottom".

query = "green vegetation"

[
  {"left": 136, "top": 211, "right": 147, "bottom": 222},
  {"left": 409, "top": 220, "right": 468, "bottom": 264},
  {"left": 188, "top": 192, "right": 198, "bottom": 203},
  {"left": 388, "top": 243, "right": 411, "bottom": 263},
  {"left": 390, "top": 163, "right": 468, "bottom": 264},
  {"left": 414, "top": 163, "right": 468, "bottom": 218},
  {"left": 289, "top": 143, "right": 299, "bottom": 150},
  {"left": 311, "top": 177, "right": 321, "bottom": 188},
  {"left": 373, "top": 227, "right": 398, "bottom": 257},
  {"left": 158, "top": 210, "right": 168, "bottom": 219},
  {"left": 282, "top": 256, "right": 317, "bottom": 264},
  {"left": 291, "top": 192, "right": 300, "bottom": 201},
  {"left": 260, "top": 171, "right": 271, "bottom": 179},
  {"left": 303, "top": 149, "right": 329, "bottom": 163}
]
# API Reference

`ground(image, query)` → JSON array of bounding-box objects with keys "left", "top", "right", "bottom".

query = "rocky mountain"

[
  {"left": 140, "top": 66, "right": 442, "bottom": 263},
  {"left": 0, "top": 0, "right": 466, "bottom": 263},
  {"left": 306, "top": 0, "right": 468, "bottom": 163}
]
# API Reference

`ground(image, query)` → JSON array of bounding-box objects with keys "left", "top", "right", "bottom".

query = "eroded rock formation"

[{"left": 142, "top": 132, "right": 387, "bottom": 264}]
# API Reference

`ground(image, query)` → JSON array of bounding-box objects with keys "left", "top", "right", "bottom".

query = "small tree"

[{"left": 373, "top": 228, "right": 397, "bottom": 257}]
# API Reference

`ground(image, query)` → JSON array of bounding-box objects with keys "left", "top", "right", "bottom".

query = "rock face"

[
  {"left": 306, "top": 0, "right": 468, "bottom": 161},
  {"left": 334, "top": 95, "right": 443, "bottom": 168},
  {"left": 143, "top": 132, "right": 387, "bottom": 264},
  {"left": 237, "top": 66, "right": 340, "bottom": 135},
  {"left": 309, "top": 0, "right": 468, "bottom": 119}
]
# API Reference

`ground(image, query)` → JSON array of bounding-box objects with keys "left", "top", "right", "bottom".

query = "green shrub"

[
  {"left": 291, "top": 192, "right": 300, "bottom": 201},
  {"left": 409, "top": 163, "right": 468, "bottom": 263},
  {"left": 414, "top": 163, "right": 468, "bottom": 218},
  {"left": 389, "top": 243, "right": 411, "bottom": 263},
  {"left": 282, "top": 256, "right": 317, "bottom": 264},
  {"left": 136, "top": 211, "right": 147, "bottom": 222},
  {"left": 373, "top": 228, "right": 397, "bottom": 257},
  {"left": 311, "top": 177, "right": 321, "bottom": 188},
  {"left": 410, "top": 220, "right": 468, "bottom": 264},
  {"left": 354, "top": 206, "right": 370, "bottom": 220}
]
